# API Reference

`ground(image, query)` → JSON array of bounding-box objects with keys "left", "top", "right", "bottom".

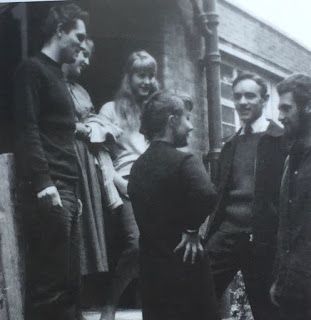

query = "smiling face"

[
  {"left": 233, "top": 79, "right": 267, "bottom": 125},
  {"left": 59, "top": 19, "right": 87, "bottom": 64},
  {"left": 130, "top": 68, "right": 156, "bottom": 99},
  {"left": 128, "top": 54, "right": 157, "bottom": 99},
  {"left": 65, "top": 42, "right": 91, "bottom": 79}
]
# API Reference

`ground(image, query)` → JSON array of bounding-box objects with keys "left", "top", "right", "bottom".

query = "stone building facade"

[{"left": 1, "top": 0, "right": 311, "bottom": 157}]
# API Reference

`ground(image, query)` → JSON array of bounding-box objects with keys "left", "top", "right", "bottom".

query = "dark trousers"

[
  {"left": 140, "top": 254, "right": 219, "bottom": 320},
  {"left": 113, "top": 197, "right": 139, "bottom": 278},
  {"left": 207, "top": 231, "right": 280, "bottom": 320},
  {"left": 278, "top": 299, "right": 311, "bottom": 320},
  {"left": 276, "top": 274, "right": 311, "bottom": 320},
  {"left": 20, "top": 181, "right": 80, "bottom": 320}
]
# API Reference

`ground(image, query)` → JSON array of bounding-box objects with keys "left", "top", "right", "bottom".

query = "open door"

[
  {"left": 80, "top": 0, "right": 163, "bottom": 108},
  {"left": 0, "top": 4, "right": 22, "bottom": 154}
]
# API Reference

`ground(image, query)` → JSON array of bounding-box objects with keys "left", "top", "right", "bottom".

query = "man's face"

[
  {"left": 59, "top": 19, "right": 87, "bottom": 64},
  {"left": 233, "top": 79, "right": 266, "bottom": 125},
  {"left": 66, "top": 45, "right": 90, "bottom": 79},
  {"left": 172, "top": 110, "right": 193, "bottom": 148},
  {"left": 278, "top": 91, "right": 300, "bottom": 138}
]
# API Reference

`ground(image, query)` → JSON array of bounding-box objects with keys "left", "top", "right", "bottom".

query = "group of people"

[{"left": 12, "top": 2, "right": 311, "bottom": 320}]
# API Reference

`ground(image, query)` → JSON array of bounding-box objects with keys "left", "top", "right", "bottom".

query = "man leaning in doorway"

[
  {"left": 205, "top": 72, "right": 286, "bottom": 320},
  {"left": 13, "top": 4, "right": 88, "bottom": 320},
  {"left": 270, "top": 74, "right": 311, "bottom": 320}
]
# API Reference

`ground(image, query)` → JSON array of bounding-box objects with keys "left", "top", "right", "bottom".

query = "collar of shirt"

[{"left": 240, "top": 115, "right": 270, "bottom": 135}]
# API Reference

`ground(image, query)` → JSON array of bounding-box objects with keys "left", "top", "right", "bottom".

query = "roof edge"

[{"left": 219, "top": 0, "right": 311, "bottom": 54}]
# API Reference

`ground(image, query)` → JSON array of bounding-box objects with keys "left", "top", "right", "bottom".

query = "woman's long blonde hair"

[{"left": 114, "top": 50, "right": 159, "bottom": 131}]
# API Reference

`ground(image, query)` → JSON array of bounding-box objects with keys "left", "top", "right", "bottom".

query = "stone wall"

[
  {"left": 218, "top": 0, "right": 311, "bottom": 75},
  {"left": 160, "top": 1, "right": 209, "bottom": 156},
  {"left": 0, "top": 154, "right": 23, "bottom": 320}
]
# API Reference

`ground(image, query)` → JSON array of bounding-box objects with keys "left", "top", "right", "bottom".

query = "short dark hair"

[
  {"left": 232, "top": 72, "right": 268, "bottom": 98},
  {"left": 277, "top": 73, "right": 311, "bottom": 111},
  {"left": 42, "top": 3, "right": 89, "bottom": 43},
  {"left": 140, "top": 91, "right": 193, "bottom": 141}
]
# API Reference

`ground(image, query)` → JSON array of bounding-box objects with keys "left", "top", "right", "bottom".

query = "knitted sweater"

[
  {"left": 14, "top": 53, "right": 78, "bottom": 191},
  {"left": 220, "top": 133, "right": 264, "bottom": 233}
]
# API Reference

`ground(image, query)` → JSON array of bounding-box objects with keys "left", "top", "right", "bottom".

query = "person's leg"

[
  {"left": 277, "top": 276, "right": 311, "bottom": 320},
  {"left": 101, "top": 198, "right": 139, "bottom": 320},
  {"left": 240, "top": 237, "right": 280, "bottom": 320},
  {"left": 69, "top": 195, "right": 82, "bottom": 320},
  {"left": 141, "top": 253, "right": 220, "bottom": 320},
  {"left": 24, "top": 185, "right": 79, "bottom": 320},
  {"left": 278, "top": 296, "right": 307, "bottom": 320},
  {"left": 181, "top": 254, "right": 220, "bottom": 320},
  {"left": 206, "top": 231, "right": 240, "bottom": 300}
]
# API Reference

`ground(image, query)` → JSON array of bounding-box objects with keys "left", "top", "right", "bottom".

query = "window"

[{"left": 220, "top": 63, "right": 239, "bottom": 139}]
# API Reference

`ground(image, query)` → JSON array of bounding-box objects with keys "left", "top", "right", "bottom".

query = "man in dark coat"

[
  {"left": 270, "top": 74, "right": 311, "bottom": 320},
  {"left": 205, "top": 73, "right": 286, "bottom": 320},
  {"left": 128, "top": 92, "right": 219, "bottom": 320},
  {"left": 14, "top": 4, "right": 88, "bottom": 320}
]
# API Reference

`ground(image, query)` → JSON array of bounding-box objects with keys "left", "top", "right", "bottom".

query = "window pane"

[
  {"left": 222, "top": 105, "right": 235, "bottom": 124},
  {"left": 221, "top": 64, "right": 234, "bottom": 82},
  {"left": 222, "top": 123, "right": 236, "bottom": 139},
  {"left": 221, "top": 82, "right": 233, "bottom": 100}
]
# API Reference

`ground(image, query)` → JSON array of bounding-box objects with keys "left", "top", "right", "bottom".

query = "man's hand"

[
  {"left": 75, "top": 123, "right": 91, "bottom": 140},
  {"left": 37, "top": 186, "right": 63, "bottom": 208},
  {"left": 270, "top": 281, "right": 280, "bottom": 307},
  {"left": 174, "top": 231, "right": 204, "bottom": 264}
]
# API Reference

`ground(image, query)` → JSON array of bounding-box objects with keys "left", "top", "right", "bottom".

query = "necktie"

[{"left": 244, "top": 124, "right": 253, "bottom": 135}]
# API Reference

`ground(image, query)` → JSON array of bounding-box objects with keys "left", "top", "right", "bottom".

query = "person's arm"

[
  {"left": 99, "top": 101, "right": 128, "bottom": 195},
  {"left": 71, "top": 84, "right": 93, "bottom": 141},
  {"left": 113, "top": 171, "right": 128, "bottom": 197},
  {"left": 14, "top": 60, "right": 59, "bottom": 204},
  {"left": 98, "top": 101, "right": 117, "bottom": 124},
  {"left": 180, "top": 154, "right": 216, "bottom": 229},
  {"left": 174, "top": 154, "right": 216, "bottom": 264}
]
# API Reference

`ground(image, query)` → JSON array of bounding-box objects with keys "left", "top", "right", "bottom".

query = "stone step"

[{"left": 83, "top": 309, "right": 142, "bottom": 320}]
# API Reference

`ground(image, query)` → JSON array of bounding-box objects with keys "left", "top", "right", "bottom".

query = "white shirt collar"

[{"left": 240, "top": 114, "right": 270, "bottom": 135}]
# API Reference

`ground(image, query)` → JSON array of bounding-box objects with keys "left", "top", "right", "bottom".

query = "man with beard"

[
  {"left": 270, "top": 74, "right": 311, "bottom": 320},
  {"left": 205, "top": 72, "right": 285, "bottom": 319},
  {"left": 14, "top": 4, "right": 88, "bottom": 320},
  {"left": 128, "top": 92, "right": 219, "bottom": 320}
]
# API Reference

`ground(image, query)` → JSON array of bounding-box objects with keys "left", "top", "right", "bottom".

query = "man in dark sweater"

[
  {"left": 14, "top": 4, "right": 88, "bottom": 320},
  {"left": 128, "top": 92, "right": 219, "bottom": 320},
  {"left": 205, "top": 73, "right": 285, "bottom": 320}
]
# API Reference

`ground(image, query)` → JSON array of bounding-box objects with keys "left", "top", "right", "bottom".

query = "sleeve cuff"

[
  {"left": 185, "top": 229, "right": 199, "bottom": 235},
  {"left": 33, "top": 173, "right": 54, "bottom": 193}
]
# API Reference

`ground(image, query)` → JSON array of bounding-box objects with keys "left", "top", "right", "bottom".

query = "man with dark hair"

[
  {"left": 205, "top": 72, "right": 285, "bottom": 319},
  {"left": 128, "top": 92, "right": 219, "bottom": 320},
  {"left": 270, "top": 73, "right": 311, "bottom": 320},
  {"left": 14, "top": 3, "right": 88, "bottom": 320}
]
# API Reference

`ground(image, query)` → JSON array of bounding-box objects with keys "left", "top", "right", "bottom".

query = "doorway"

[{"left": 80, "top": 0, "right": 163, "bottom": 109}]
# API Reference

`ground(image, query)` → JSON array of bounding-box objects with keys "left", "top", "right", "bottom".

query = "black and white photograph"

[{"left": 0, "top": 0, "right": 311, "bottom": 319}]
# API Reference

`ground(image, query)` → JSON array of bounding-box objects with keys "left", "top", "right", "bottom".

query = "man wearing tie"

[{"left": 205, "top": 73, "right": 285, "bottom": 320}]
